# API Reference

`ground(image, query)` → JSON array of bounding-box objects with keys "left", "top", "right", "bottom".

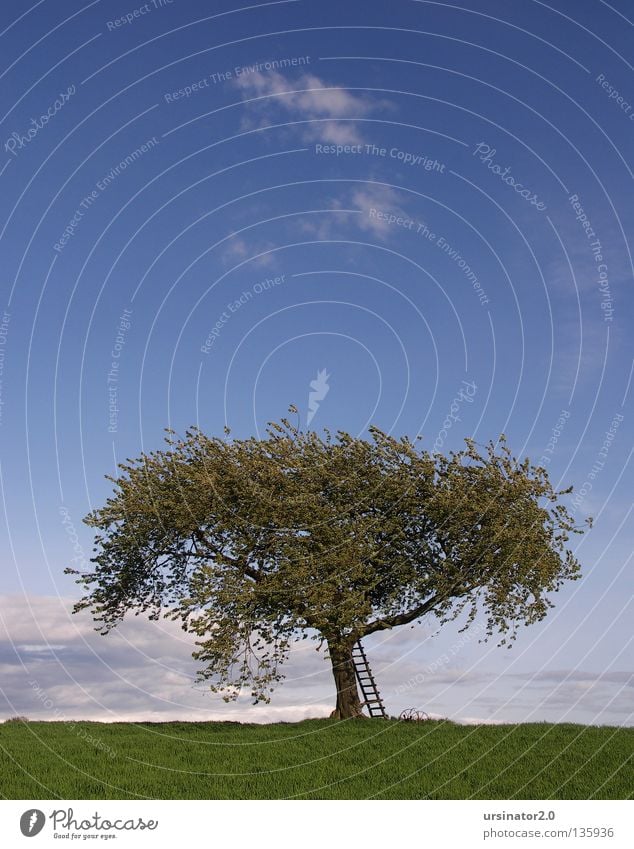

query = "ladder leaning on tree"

[{"left": 352, "top": 639, "right": 388, "bottom": 718}]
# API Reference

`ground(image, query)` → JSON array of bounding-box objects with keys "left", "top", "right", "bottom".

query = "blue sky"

[{"left": 0, "top": 0, "right": 632, "bottom": 725}]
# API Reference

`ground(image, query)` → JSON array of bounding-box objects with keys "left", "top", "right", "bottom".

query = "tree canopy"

[{"left": 68, "top": 418, "right": 588, "bottom": 718}]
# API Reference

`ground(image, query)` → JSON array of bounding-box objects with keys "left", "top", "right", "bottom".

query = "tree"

[{"left": 67, "top": 417, "right": 588, "bottom": 719}]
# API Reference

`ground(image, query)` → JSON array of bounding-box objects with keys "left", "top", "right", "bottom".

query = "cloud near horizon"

[
  {"left": 0, "top": 595, "right": 631, "bottom": 726},
  {"left": 0, "top": 594, "right": 333, "bottom": 723}
]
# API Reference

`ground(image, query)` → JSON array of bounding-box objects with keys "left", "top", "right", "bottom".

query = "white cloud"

[
  {"left": 220, "top": 237, "right": 279, "bottom": 270},
  {"left": 519, "top": 669, "right": 634, "bottom": 686},
  {"left": 235, "top": 71, "right": 376, "bottom": 118},
  {"left": 349, "top": 184, "right": 413, "bottom": 238},
  {"left": 222, "top": 237, "right": 250, "bottom": 261},
  {"left": 234, "top": 70, "right": 386, "bottom": 145},
  {"left": 295, "top": 183, "right": 413, "bottom": 244},
  {"left": 0, "top": 595, "right": 335, "bottom": 723},
  {"left": 234, "top": 70, "right": 415, "bottom": 244}
]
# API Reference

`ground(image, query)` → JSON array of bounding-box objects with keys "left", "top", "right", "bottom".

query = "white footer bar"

[{"left": 1, "top": 800, "right": 631, "bottom": 847}]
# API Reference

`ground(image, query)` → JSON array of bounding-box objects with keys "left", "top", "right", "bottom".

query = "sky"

[{"left": 0, "top": 0, "right": 632, "bottom": 727}]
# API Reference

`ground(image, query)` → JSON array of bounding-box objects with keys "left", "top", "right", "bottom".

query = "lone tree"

[{"left": 68, "top": 417, "right": 587, "bottom": 719}]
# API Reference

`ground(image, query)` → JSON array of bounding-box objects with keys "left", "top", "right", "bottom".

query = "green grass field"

[{"left": 0, "top": 719, "right": 631, "bottom": 799}]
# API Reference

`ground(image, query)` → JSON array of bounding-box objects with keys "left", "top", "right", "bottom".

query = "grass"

[{"left": 0, "top": 718, "right": 631, "bottom": 799}]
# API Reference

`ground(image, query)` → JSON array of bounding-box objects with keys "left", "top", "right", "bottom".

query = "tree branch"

[
  {"left": 192, "top": 530, "right": 262, "bottom": 582},
  {"left": 360, "top": 594, "right": 440, "bottom": 637}
]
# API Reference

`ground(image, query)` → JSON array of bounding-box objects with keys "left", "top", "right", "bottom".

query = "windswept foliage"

[{"left": 69, "top": 417, "right": 587, "bottom": 717}]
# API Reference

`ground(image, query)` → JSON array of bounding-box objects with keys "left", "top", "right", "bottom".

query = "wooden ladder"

[{"left": 352, "top": 639, "right": 388, "bottom": 718}]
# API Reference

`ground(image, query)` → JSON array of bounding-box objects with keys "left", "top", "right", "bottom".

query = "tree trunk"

[{"left": 327, "top": 641, "right": 365, "bottom": 719}]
